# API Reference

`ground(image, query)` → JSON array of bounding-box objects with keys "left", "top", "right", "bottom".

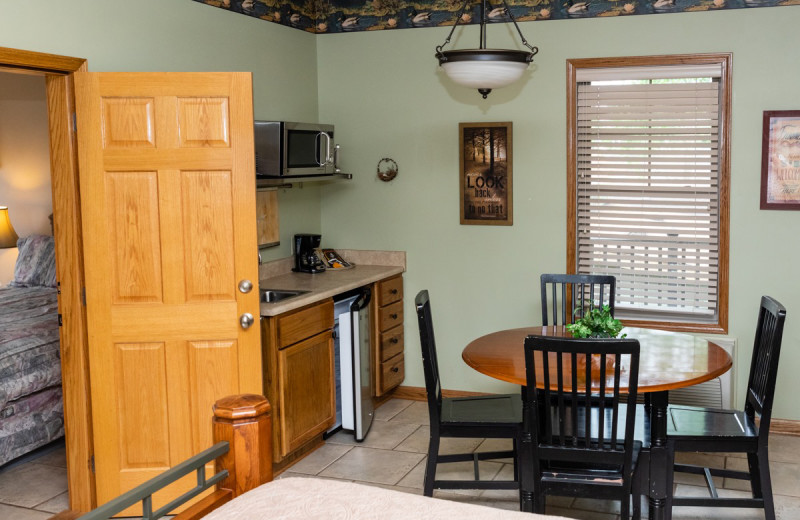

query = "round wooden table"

[
  {"left": 462, "top": 325, "right": 732, "bottom": 520},
  {"left": 463, "top": 326, "right": 732, "bottom": 393}
]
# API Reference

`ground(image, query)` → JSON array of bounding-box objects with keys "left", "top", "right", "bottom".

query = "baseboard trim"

[
  {"left": 389, "top": 385, "right": 490, "bottom": 401},
  {"left": 771, "top": 419, "right": 800, "bottom": 437}
]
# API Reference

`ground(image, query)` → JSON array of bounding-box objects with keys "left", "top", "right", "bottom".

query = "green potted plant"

[{"left": 566, "top": 305, "right": 626, "bottom": 339}]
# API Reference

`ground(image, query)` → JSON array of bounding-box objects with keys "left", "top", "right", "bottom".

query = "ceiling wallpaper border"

[{"left": 193, "top": 0, "right": 798, "bottom": 34}]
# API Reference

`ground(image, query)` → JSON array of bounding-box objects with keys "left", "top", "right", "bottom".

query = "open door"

[{"left": 74, "top": 72, "right": 262, "bottom": 508}]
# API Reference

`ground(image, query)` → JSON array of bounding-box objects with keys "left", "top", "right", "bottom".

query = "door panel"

[
  {"left": 101, "top": 97, "right": 156, "bottom": 148},
  {"left": 186, "top": 339, "right": 240, "bottom": 451},
  {"left": 106, "top": 170, "right": 163, "bottom": 303},
  {"left": 181, "top": 170, "right": 235, "bottom": 301},
  {"left": 115, "top": 343, "right": 170, "bottom": 469},
  {"left": 75, "top": 72, "right": 261, "bottom": 509},
  {"left": 177, "top": 97, "right": 230, "bottom": 147}
]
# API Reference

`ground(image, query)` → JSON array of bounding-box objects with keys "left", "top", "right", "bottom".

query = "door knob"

[
  {"left": 238, "top": 279, "right": 254, "bottom": 293},
  {"left": 240, "top": 313, "right": 255, "bottom": 329}
]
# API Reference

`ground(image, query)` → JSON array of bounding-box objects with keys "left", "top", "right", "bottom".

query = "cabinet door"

[{"left": 277, "top": 330, "right": 335, "bottom": 457}]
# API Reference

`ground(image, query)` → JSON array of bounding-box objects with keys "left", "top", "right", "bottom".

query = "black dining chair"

[
  {"left": 540, "top": 274, "right": 616, "bottom": 326},
  {"left": 415, "top": 290, "right": 522, "bottom": 496},
  {"left": 521, "top": 334, "right": 642, "bottom": 519},
  {"left": 665, "top": 296, "right": 787, "bottom": 520}
]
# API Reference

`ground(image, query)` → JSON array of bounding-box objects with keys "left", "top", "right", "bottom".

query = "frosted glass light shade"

[
  {"left": 0, "top": 206, "right": 19, "bottom": 249},
  {"left": 441, "top": 60, "right": 528, "bottom": 89},
  {"left": 437, "top": 48, "right": 533, "bottom": 98}
]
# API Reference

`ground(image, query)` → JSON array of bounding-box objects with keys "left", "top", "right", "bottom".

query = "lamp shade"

[
  {"left": 436, "top": 43, "right": 536, "bottom": 98},
  {"left": 0, "top": 207, "right": 19, "bottom": 248}
]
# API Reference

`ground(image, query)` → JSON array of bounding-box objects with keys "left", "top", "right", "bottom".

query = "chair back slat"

[
  {"left": 570, "top": 352, "right": 579, "bottom": 447},
  {"left": 556, "top": 353, "right": 567, "bottom": 446},
  {"left": 524, "top": 336, "right": 640, "bottom": 472},
  {"left": 540, "top": 274, "right": 616, "bottom": 326},
  {"left": 611, "top": 354, "right": 621, "bottom": 445},
  {"left": 584, "top": 352, "right": 592, "bottom": 448},
  {"left": 541, "top": 351, "right": 552, "bottom": 445},
  {"left": 415, "top": 290, "right": 443, "bottom": 427},
  {"left": 598, "top": 353, "right": 607, "bottom": 448},
  {"left": 744, "top": 296, "right": 786, "bottom": 436}
]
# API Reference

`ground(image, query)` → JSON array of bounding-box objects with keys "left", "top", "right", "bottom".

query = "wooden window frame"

[{"left": 566, "top": 54, "right": 731, "bottom": 334}]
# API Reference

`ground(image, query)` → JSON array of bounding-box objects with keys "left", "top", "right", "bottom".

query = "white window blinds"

[{"left": 575, "top": 65, "right": 722, "bottom": 322}]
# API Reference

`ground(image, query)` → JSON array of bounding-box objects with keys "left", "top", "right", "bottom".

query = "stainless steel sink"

[{"left": 260, "top": 289, "right": 310, "bottom": 303}]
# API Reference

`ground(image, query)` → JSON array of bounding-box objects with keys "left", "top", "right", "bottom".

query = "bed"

[
  {"left": 50, "top": 394, "right": 569, "bottom": 520},
  {"left": 0, "top": 235, "right": 63, "bottom": 466}
]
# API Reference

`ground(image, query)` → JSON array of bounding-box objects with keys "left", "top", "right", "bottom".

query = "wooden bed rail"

[{"left": 50, "top": 394, "right": 273, "bottom": 520}]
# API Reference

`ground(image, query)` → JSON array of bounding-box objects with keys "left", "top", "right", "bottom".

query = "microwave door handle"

[
  {"left": 320, "top": 132, "right": 332, "bottom": 166},
  {"left": 315, "top": 132, "right": 323, "bottom": 166}
]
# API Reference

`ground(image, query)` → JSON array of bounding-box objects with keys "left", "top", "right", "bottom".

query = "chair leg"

[
  {"left": 512, "top": 437, "right": 518, "bottom": 482},
  {"left": 423, "top": 435, "right": 440, "bottom": 497},
  {"left": 631, "top": 467, "right": 642, "bottom": 520},
  {"left": 664, "top": 443, "right": 676, "bottom": 520},
  {"left": 532, "top": 489, "right": 547, "bottom": 515},
  {"left": 620, "top": 489, "right": 630, "bottom": 520},
  {"left": 754, "top": 446, "right": 776, "bottom": 520}
]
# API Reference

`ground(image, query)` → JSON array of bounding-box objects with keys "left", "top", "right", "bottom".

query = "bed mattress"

[
  {"left": 0, "top": 286, "right": 61, "bottom": 410},
  {"left": 0, "top": 385, "right": 64, "bottom": 466},
  {"left": 203, "top": 477, "right": 569, "bottom": 520}
]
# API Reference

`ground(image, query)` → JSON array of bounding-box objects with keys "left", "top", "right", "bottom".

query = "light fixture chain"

[
  {"left": 435, "top": 0, "right": 474, "bottom": 58},
  {"left": 500, "top": 0, "right": 539, "bottom": 59}
]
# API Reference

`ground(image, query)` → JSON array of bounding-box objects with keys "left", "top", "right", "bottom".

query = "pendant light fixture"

[{"left": 435, "top": 0, "right": 538, "bottom": 99}]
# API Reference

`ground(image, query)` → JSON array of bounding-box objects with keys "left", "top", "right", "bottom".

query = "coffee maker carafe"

[{"left": 293, "top": 234, "right": 326, "bottom": 273}]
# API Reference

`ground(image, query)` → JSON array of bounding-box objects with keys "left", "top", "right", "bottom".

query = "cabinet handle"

[
  {"left": 390, "top": 313, "right": 398, "bottom": 320},
  {"left": 390, "top": 289, "right": 398, "bottom": 295},
  {"left": 391, "top": 366, "right": 399, "bottom": 373},
  {"left": 390, "top": 337, "right": 399, "bottom": 344}
]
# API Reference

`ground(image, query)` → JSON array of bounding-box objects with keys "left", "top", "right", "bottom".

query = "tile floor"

[{"left": 2, "top": 399, "right": 800, "bottom": 519}]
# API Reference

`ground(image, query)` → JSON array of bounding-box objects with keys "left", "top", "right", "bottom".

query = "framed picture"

[
  {"left": 761, "top": 110, "right": 800, "bottom": 210},
  {"left": 459, "top": 122, "right": 513, "bottom": 225}
]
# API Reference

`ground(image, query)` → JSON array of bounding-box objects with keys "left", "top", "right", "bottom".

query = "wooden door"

[
  {"left": 74, "top": 72, "right": 261, "bottom": 507},
  {"left": 277, "top": 331, "right": 335, "bottom": 457}
]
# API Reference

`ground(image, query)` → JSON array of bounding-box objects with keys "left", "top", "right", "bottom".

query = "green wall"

[
  {"left": 316, "top": 7, "right": 800, "bottom": 419},
  {"left": 0, "top": 0, "right": 323, "bottom": 262}
]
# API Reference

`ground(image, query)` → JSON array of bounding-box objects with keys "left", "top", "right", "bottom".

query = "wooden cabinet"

[
  {"left": 256, "top": 189, "right": 279, "bottom": 248},
  {"left": 262, "top": 299, "right": 335, "bottom": 462},
  {"left": 371, "top": 275, "right": 405, "bottom": 396},
  {"left": 277, "top": 331, "right": 335, "bottom": 456}
]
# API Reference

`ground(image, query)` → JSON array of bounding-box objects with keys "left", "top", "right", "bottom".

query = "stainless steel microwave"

[{"left": 255, "top": 121, "right": 349, "bottom": 185}]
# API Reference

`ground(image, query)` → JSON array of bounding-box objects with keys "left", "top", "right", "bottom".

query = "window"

[{"left": 567, "top": 55, "right": 731, "bottom": 333}]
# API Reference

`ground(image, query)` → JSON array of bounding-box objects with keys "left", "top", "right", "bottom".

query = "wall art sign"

[
  {"left": 761, "top": 110, "right": 800, "bottom": 210},
  {"left": 459, "top": 122, "right": 513, "bottom": 226}
]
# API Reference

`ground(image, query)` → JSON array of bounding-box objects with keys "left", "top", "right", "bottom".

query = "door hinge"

[
  {"left": 89, "top": 455, "right": 95, "bottom": 474},
  {"left": 58, "top": 314, "right": 63, "bottom": 327},
  {"left": 81, "top": 287, "right": 86, "bottom": 306},
  {"left": 72, "top": 112, "right": 77, "bottom": 133}
]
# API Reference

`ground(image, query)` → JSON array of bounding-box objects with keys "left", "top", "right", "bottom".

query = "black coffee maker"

[{"left": 293, "top": 233, "right": 326, "bottom": 273}]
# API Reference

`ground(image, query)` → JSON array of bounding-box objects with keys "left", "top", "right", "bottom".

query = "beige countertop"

[{"left": 259, "top": 264, "right": 404, "bottom": 316}]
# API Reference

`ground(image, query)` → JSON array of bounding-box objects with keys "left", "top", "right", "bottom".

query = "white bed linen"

[{"left": 203, "top": 477, "right": 569, "bottom": 520}]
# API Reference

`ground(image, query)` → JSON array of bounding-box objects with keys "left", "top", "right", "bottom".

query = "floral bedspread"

[
  {"left": 0, "top": 286, "right": 61, "bottom": 410},
  {"left": 0, "top": 386, "right": 64, "bottom": 466}
]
